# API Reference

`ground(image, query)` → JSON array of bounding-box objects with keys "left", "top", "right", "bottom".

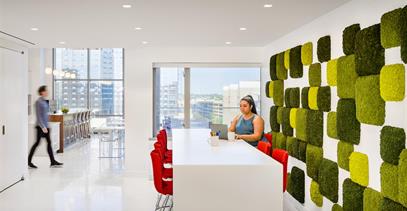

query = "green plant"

[
  {"left": 355, "top": 75, "right": 385, "bottom": 126},
  {"left": 290, "top": 45, "right": 304, "bottom": 78},
  {"left": 343, "top": 23, "right": 361, "bottom": 55},
  {"left": 301, "top": 42, "right": 313, "bottom": 66},
  {"left": 307, "top": 110, "right": 323, "bottom": 147},
  {"left": 349, "top": 152, "right": 369, "bottom": 187},
  {"left": 310, "top": 180, "right": 323, "bottom": 207},
  {"left": 380, "top": 198, "right": 407, "bottom": 211},
  {"left": 301, "top": 87, "right": 310, "bottom": 109},
  {"left": 308, "top": 87, "right": 319, "bottom": 110},
  {"left": 337, "top": 55, "right": 358, "bottom": 99},
  {"left": 355, "top": 24, "right": 385, "bottom": 76},
  {"left": 317, "top": 86, "right": 331, "bottom": 112},
  {"left": 327, "top": 59, "right": 338, "bottom": 86},
  {"left": 290, "top": 108, "right": 297, "bottom": 128},
  {"left": 277, "top": 106, "right": 284, "bottom": 124},
  {"left": 343, "top": 178, "right": 365, "bottom": 211},
  {"left": 309, "top": 63, "right": 321, "bottom": 87},
  {"left": 402, "top": 6, "right": 407, "bottom": 63},
  {"left": 290, "top": 87, "right": 300, "bottom": 108},
  {"left": 288, "top": 167, "right": 305, "bottom": 203},
  {"left": 381, "top": 162, "right": 399, "bottom": 202},
  {"left": 269, "top": 106, "right": 280, "bottom": 132},
  {"left": 284, "top": 49, "right": 290, "bottom": 70},
  {"left": 381, "top": 8, "right": 402, "bottom": 48},
  {"left": 337, "top": 99, "right": 360, "bottom": 144},
  {"left": 317, "top": 35, "right": 331, "bottom": 62},
  {"left": 380, "top": 126, "right": 406, "bottom": 165},
  {"left": 275, "top": 132, "right": 287, "bottom": 150},
  {"left": 273, "top": 80, "right": 284, "bottom": 106},
  {"left": 327, "top": 112, "right": 338, "bottom": 139},
  {"left": 282, "top": 107, "right": 293, "bottom": 137},
  {"left": 380, "top": 64, "right": 405, "bottom": 101},
  {"left": 295, "top": 108, "right": 308, "bottom": 141},
  {"left": 363, "top": 188, "right": 383, "bottom": 211},
  {"left": 400, "top": 149, "right": 407, "bottom": 207},
  {"left": 298, "top": 141, "right": 307, "bottom": 162},
  {"left": 332, "top": 204, "right": 343, "bottom": 211},
  {"left": 318, "top": 159, "right": 339, "bottom": 203},
  {"left": 337, "top": 141, "right": 354, "bottom": 171},
  {"left": 277, "top": 52, "right": 288, "bottom": 80},
  {"left": 306, "top": 144, "right": 323, "bottom": 182},
  {"left": 61, "top": 107, "right": 69, "bottom": 114},
  {"left": 270, "top": 54, "right": 278, "bottom": 80}
]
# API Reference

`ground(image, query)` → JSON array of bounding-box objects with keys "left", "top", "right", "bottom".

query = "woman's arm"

[
  {"left": 236, "top": 116, "right": 264, "bottom": 142},
  {"left": 228, "top": 115, "right": 239, "bottom": 132}
]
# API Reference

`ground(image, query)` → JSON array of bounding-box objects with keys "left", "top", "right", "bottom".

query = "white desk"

[{"left": 172, "top": 129, "right": 283, "bottom": 211}]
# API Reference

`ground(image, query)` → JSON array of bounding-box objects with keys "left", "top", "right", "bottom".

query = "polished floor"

[{"left": 0, "top": 139, "right": 157, "bottom": 211}]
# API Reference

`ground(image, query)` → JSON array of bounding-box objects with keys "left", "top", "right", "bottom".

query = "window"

[
  {"left": 153, "top": 65, "right": 261, "bottom": 134},
  {"left": 53, "top": 48, "right": 124, "bottom": 123}
]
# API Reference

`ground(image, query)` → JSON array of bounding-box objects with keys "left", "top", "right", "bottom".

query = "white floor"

[{"left": 0, "top": 139, "right": 157, "bottom": 211}]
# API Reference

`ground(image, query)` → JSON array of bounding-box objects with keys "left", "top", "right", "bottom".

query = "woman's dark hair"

[
  {"left": 38, "top": 85, "right": 47, "bottom": 95},
  {"left": 240, "top": 95, "right": 257, "bottom": 114}
]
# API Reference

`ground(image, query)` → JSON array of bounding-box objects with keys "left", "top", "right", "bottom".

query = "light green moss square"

[
  {"left": 337, "top": 141, "right": 354, "bottom": 171},
  {"left": 301, "top": 42, "right": 313, "bottom": 66},
  {"left": 310, "top": 180, "right": 323, "bottom": 207},
  {"left": 306, "top": 144, "right": 323, "bottom": 182},
  {"left": 380, "top": 64, "right": 405, "bottom": 101},
  {"left": 273, "top": 80, "right": 284, "bottom": 107},
  {"left": 308, "top": 87, "right": 319, "bottom": 110},
  {"left": 399, "top": 149, "right": 407, "bottom": 207},
  {"left": 277, "top": 107, "right": 284, "bottom": 124},
  {"left": 363, "top": 188, "right": 383, "bottom": 211},
  {"left": 284, "top": 49, "right": 290, "bottom": 70},
  {"left": 337, "top": 55, "right": 358, "bottom": 99},
  {"left": 349, "top": 152, "right": 369, "bottom": 187},
  {"left": 327, "top": 112, "right": 338, "bottom": 139},
  {"left": 296, "top": 108, "right": 308, "bottom": 141},
  {"left": 290, "top": 108, "right": 297, "bottom": 129},
  {"left": 381, "top": 8, "right": 402, "bottom": 48},
  {"left": 277, "top": 52, "right": 288, "bottom": 80},
  {"left": 380, "top": 162, "right": 399, "bottom": 202},
  {"left": 327, "top": 59, "right": 338, "bottom": 86}
]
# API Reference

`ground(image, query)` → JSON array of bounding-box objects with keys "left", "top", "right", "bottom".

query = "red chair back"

[
  {"left": 257, "top": 141, "right": 271, "bottom": 156},
  {"left": 151, "top": 150, "right": 164, "bottom": 193},
  {"left": 272, "top": 149, "right": 289, "bottom": 192},
  {"left": 264, "top": 133, "right": 273, "bottom": 146},
  {"left": 157, "top": 131, "right": 169, "bottom": 151}
]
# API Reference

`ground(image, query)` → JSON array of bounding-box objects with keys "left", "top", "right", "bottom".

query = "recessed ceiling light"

[
  {"left": 134, "top": 27, "right": 143, "bottom": 30},
  {"left": 30, "top": 27, "right": 39, "bottom": 31},
  {"left": 239, "top": 27, "right": 247, "bottom": 31},
  {"left": 122, "top": 4, "right": 132, "bottom": 8},
  {"left": 264, "top": 4, "right": 273, "bottom": 8},
  {"left": 59, "top": 41, "right": 66, "bottom": 45},
  {"left": 225, "top": 41, "right": 232, "bottom": 45},
  {"left": 142, "top": 41, "right": 148, "bottom": 44}
]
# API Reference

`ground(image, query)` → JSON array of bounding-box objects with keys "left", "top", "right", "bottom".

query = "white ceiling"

[{"left": 0, "top": 0, "right": 350, "bottom": 48}]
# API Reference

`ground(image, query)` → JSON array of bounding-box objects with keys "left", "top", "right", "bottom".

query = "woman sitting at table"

[{"left": 228, "top": 95, "right": 265, "bottom": 147}]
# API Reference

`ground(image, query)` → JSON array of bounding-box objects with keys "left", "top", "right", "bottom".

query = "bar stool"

[{"left": 151, "top": 150, "right": 173, "bottom": 211}]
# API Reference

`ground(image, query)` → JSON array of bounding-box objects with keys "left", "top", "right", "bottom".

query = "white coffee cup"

[{"left": 227, "top": 132, "right": 235, "bottom": 141}]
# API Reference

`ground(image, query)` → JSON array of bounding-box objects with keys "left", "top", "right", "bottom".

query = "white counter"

[{"left": 172, "top": 129, "right": 283, "bottom": 211}]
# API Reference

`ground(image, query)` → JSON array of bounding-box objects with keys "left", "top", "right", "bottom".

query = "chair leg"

[
  {"left": 155, "top": 194, "right": 162, "bottom": 210},
  {"left": 161, "top": 195, "right": 169, "bottom": 211}
]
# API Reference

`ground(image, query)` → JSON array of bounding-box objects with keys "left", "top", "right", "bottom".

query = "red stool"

[
  {"left": 272, "top": 149, "right": 289, "bottom": 192},
  {"left": 257, "top": 141, "right": 272, "bottom": 156},
  {"left": 151, "top": 150, "right": 173, "bottom": 210}
]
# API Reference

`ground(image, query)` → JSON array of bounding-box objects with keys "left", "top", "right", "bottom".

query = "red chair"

[
  {"left": 154, "top": 142, "right": 173, "bottom": 164},
  {"left": 264, "top": 133, "right": 273, "bottom": 145},
  {"left": 151, "top": 150, "right": 173, "bottom": 210},
  {"left": 157, "top": 130, "right": 173, "bottom": 158},
  {"left": 272, "top": 149, "right": 289, "bottom": 192},
  {"left": 257, "top": 141, "right": 272, "bottom": 155}
]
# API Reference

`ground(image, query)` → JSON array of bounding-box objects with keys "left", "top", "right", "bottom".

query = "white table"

[{"left": 172, "top": 129, "right": 283, "bottom": 211}]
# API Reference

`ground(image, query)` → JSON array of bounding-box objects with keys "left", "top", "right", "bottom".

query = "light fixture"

[
  {"left": 60, "top": 71, "right": 66, "bottom": 77},
  {"left": 122, "top": 4, "right": 132, "bottom": 8},
  {"left": 239, "top": 27, "right": 247, "bottom": 31},
  {"left": 65, "top": 72, "right": 71, "bottom": 78},
  {"left": 45, "top": 67, "right": 53, "bottom": 75},
  {"left": 225, "top": 41, "right": 232, "bottom": 45},
  {"left": 142, "top": 41, "right": 148, "bottom": 44},
  {"left": 70, "top": 74, "right": 76, "bottom": 79},
  {"left": 53, "top": 70, "right": 59, "bottom": 76},
  {"left": 59, "top": 41, "right": 66, "bottom": 45},
  {"left": 30, "top": 27, "right": 39, "bottom": 31},
  {"left": 134, "top": 27, "right": 143, "bottom": 30},
  {"left": 264, "top": 4, "right": 273, "bottom": 8}
]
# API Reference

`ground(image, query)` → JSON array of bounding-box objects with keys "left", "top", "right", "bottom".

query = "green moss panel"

[
  {"left": 381, "top": 8, "right": 402, "bottom": 48},
  {"left": 337, "top": 141, "right": 354, "bottom": 171},
  {"left": 355, "top": 24, "right": 385, "bottom": 76},
  {"left": 284, "top": 49, "right": 290, "bottom": 70},
  {"left": 400, "top": 149, "right": 407, "bottom": 208},
  {"left": 349, "top": 152, "right": 369, "bottom": 187},
  {"left": 318, "top": 159, "right": 339, "bottom": 203},
  {"left": 332, "top": 204, "right": 343, "bottom": 211},
  {"left": 282, "top": 107, "right": 293, "bottom": 137},
  {"left": 286, "top": 136, "right": 297, "bottom": 158},
  {"left": 289, "top": 45, "right": 304, "bottom": 78},
  {"left": 363, "top": 188, "right": 383, "bottom": 211},
  {"left": 298, "top": 141, "right": 307, "bottom": 163},
  {"left": 317, "top": 86, "right": 331, "bottom": 112},
  {"left": 309, "top": 63, "right": 321, "bottom": 87},
  {"left": 288, "top": 167, "right": 305, "bottom": 204},
  {"left": 275, "top": 132, "right": 287, "bottom": 150},
  {"left": 380, "top": 198, "right": 407, "bottom": 211},
  {"left": 380, "top": 126, "right": 406, "bottom": 165},
  {"left": 337, "top": 55, "right": 358, "bottom": 99},
  {"left": 295, "top": 108, "right": 308, "bottom": 142},
  {"left": 301, "top": 87, "right": 310, "bottom": 109},
  {"left": 290, "top": 108, "right": 297, "bottom": 129},
  {"left": 317, "top": 35, "right": 331, "bottom": 63},
  {"left": 402, "top": 6, "right": 407, "bottom": 63},
  {"left": 301, "top": 42, "right": 313, "bottom": 66},
  {"left": 343, "top": 23, "right": 361, "bottom": 55},
  {"left": 277, "top": 106, "right": 284, "bottom": 124},
  {"left": 327, "top": 112, "right": 338, "bottom": 139},
  {"left": 306, "top": 144, "right": 323, "bottom": 182},
  {"left": 273, "top": 80, "right": 284, "bottom": 107},
  {"left": 380, "top": 64, "right": 405, "bottom": 102},
  {"left": 308, "top": 87, "right": 318, "bottom": 110},
  {"left": 310, "top": 180, "right": 323, "bottom": 207},
  {"left": 381, "top": 162, "right": 399, "bottom": 202},
  {"left": 270, "top": 54, "right": 278, "bottom": 80},
  {"left": 337, "top": 99, "right": 360, "bottom": 144},
  {"left": 277, "top": 52, "right": 288, "bottom": 80},
  {"left": 265, "top": 81, "right": 271, "bottom": 98},
  {"left": 307, "top": 110, "right": 323, "bottom": 147},
  {"left": 327, "top": 59, "right": 338, "bottom": 86},
  {"left": 269, "top": 106, "right": 280, "bottom": 132},
  {"left": 343, "top": 178, "right": 365, "bottom": 211}
]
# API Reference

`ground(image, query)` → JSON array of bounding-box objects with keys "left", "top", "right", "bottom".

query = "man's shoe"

[
  {"left": 28, "top": 163, "right": 38, "bottom": 169},
  {"left": 50, "top": 161, "right": 63, "bottom": 167}
]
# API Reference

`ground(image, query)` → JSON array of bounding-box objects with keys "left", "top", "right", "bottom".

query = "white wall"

[
  {"left": 261, "top": 0, "right": 406, "bottom": 210},
  {"left": 124, "top": 47, "right": 263, "bottom": 175}
]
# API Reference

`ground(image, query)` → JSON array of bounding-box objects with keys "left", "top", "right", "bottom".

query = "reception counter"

[{"left": 172, "top": 129, "right": 283, "bottom": 211}]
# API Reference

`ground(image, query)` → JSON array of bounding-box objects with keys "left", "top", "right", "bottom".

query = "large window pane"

[
  {"left": 89, "top": 81, "right": 124, "bottom": 116},
  {"left": 54, "top": 48, "right": 88, "bottom": 79},
  {"left": 54, "top": 81, "right": 88, "bottom": 110},
  {"left": 90, "top": 48, "right": 123, "bottom": 79}
]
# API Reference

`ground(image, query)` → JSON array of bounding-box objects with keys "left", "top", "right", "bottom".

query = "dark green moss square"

[
  {"left": 355, "top": 24, "right": 385, "bottom": 76},
  {"left": 282, "top": 107, "right": 293, "bottom": 137},
  {"left": 273, "top": 80, "right": 284, "bottom": 107},
  {"left": 277, "top": 52, "right": 288, "bottom": 80},
  {"left": 269, "top": 106, "right": 280, "bottom": 132},
  {"left": 317, "top": 86, "right": 331, "bottom": 112},
  {"left": 343, "top": 23, "right": 361, "bottom": 55},
  {"left": 343, "top": 178, "right": 365, "bottom": 211},
  {"left": 400, "top": 149, "right": 407, "bottom": 208},
  {"left": 380, "top": 126, "right": 406, "bottom": 165},
  {"left": 380, "top": 198, "right": 407, "bottom": 211},
  {"left": 270, "top": 54, "right": 278, "bottom": 80},
  {"left": 307, "top": 110, "right": 323, "bottom": 147},
  {"left": 402, "top": 6, "right": 407, "bottom": 63},
  {"left": 290, "top": 87, "right": 300, "bottom": 108},
  {"left": 381, "top": 8, "right": 402, "bottom": 48},
  {"left": 301, "top": 87, "right": 310, "bottom": 109},
  {"left": 285, "top": 88, "right": 292, "bottom": 108},
  {"left": 286, "top": 136, "right": 297, "bottom": 157},
  {"left": 277, "top": 107, "right": 283, "bottom": 124},
  {"left": 332, "top": 204, "right": 343, "bottom": 211},
  {"left": 337, "top": 141, "right": 354, "bottom": 171},
  {"left": 289, "top": 45, "right": 304, "bottom": 78},
  {"left": 265, "top": 81, "right": 271, "bottom": 98},
  {"left": 291, "top": 137, "right": 300, "bottom": 159},
  {"left": 327, "top": 112, "right": 338, "bottom": 139},
  {"left": 317, "top": 35, "right": 331, "bottom": 62},
  {"left": 298, "top": 141, "right": 307, "bottom": 162},
  {"left": 337, "top": 55, "right": 358, "bottom": 99},
  {"left": 318, "top": 159, "right": 339, "bottom": 203},
  {"left": 309, "top": 63, "right": 321, "bottom": 87},
  {"left": 306, "top": 144, "right": 323, "bottom": 182},
  {"left": 337, "top": 99, "right": 360, "bottom": 144},
  {"left": 288, "top": 167, "right": 305, "bottom": 204},
  {"left": 275, "top": 132, "right": 287, "bottom": 150}
]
